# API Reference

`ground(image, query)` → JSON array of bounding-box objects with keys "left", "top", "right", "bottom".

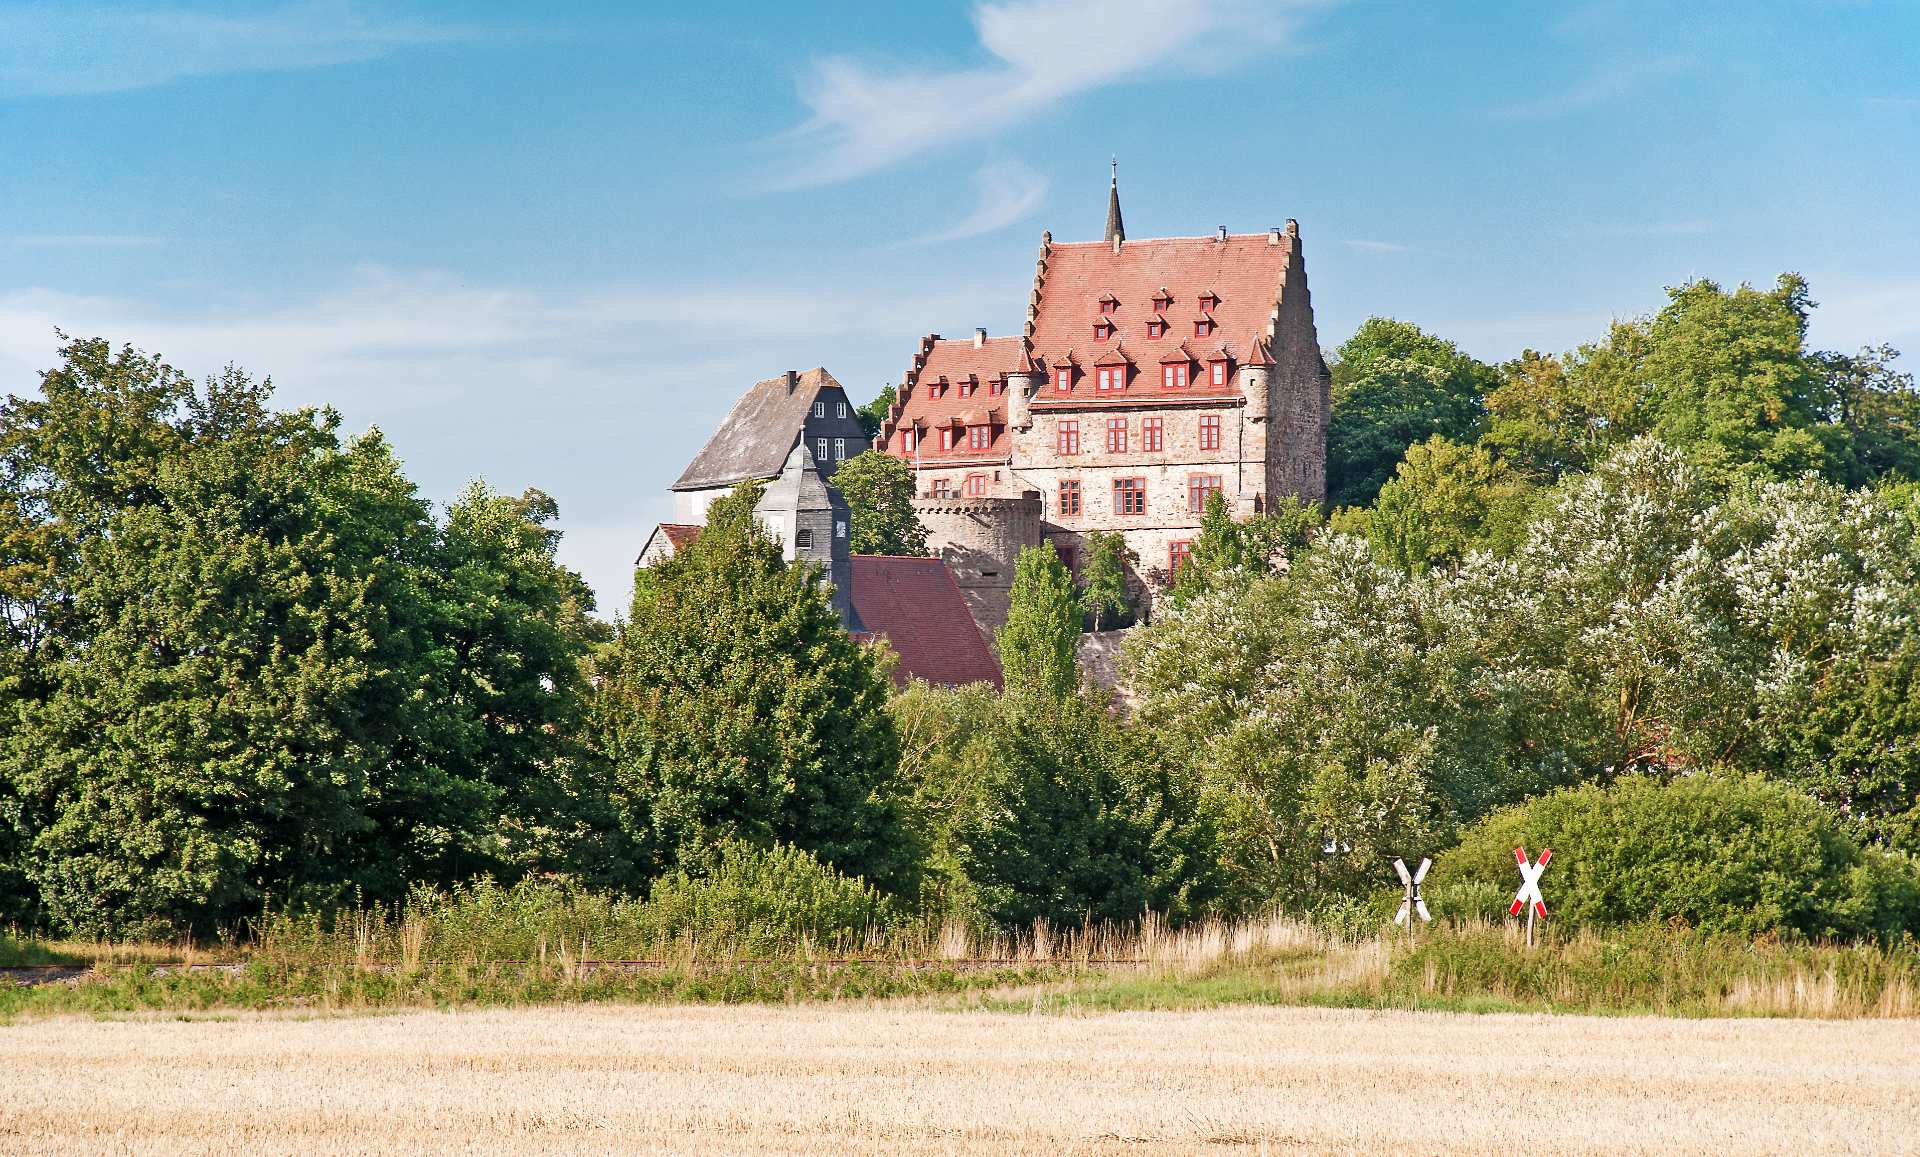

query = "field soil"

[{"left": 2, "top": 1003, "right": 1915, "bottom": 1154}]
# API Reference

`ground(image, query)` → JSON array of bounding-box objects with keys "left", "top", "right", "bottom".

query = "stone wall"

[{"left": 912, "top": 492, "right": 1043, "bottom": 635}]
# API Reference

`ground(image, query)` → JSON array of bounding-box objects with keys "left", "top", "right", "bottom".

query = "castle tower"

[{"left": 755, "top": 443, "right": 859, "bottom": 629}]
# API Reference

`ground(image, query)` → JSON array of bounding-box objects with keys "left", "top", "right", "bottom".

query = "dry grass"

[{"left": 2, "top": 1002, "right": 1915, "bottom": 1154}]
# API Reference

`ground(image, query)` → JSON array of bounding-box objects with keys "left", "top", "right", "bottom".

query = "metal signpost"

[
  {"left": 1509, "top": 846, "right": 1551, "bottom": 947},
  {"left": 1392, "top": 857, "right": 1431, "bottom": 945}
]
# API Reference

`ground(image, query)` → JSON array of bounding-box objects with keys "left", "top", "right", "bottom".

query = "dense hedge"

[{"left": 1429, "top": 774, "right": 1920, "bottom": 939}]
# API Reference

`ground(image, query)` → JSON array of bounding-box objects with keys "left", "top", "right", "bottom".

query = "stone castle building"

[
  {"left": 666, "top": 367, "right": 868, "bottom": 524},
  {"left": 874, "top": 177, "right": 1331, "bottom": 629}
]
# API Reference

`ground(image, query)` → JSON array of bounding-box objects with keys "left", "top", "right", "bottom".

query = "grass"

[{"left": 6, "top": 886, "right": 1916, "bottom": 1022}]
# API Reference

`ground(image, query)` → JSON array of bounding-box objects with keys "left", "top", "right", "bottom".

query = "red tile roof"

[
  {"left": 659, "top": 523, "right": 702, "bottom": 549},
  {"left": 1030, "top": 233, "right": 1287, "bottom": 405},
  {"left": 849, "top": 555, "right": 1002, "bottom": 689},
  {"left": 878, "top": 334, "right": 1030, "bottom": 465}
]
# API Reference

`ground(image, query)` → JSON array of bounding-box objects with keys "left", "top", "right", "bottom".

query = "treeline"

[{"left": 4, "top": 270, "right": 1920, "bottom": 942}]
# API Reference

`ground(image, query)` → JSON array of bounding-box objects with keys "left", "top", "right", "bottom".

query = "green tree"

[
  {"left": 1327, "top": 318, "right": 1495, "bottom": 508},
  {"left": 996, "top": 545, "right": 1080, "bottom": 699},
  {"left": 856, "top": 385, "right": 897, "bottom": 441},
  {"left": 1367, "top": 436, "right": 1533, "bottom": 572},
  {"left": 437, "top": 482, "right": 618, "bottom": 884},
  {"left": 1481, "top": 345, "right": 1645, "bottom": 483},
  {"left": 829, "top": 449, "right": 928, "bottom": 556},
  {"left": 1815, "top": 344, "right": 1920, "bottom": 486},
  {"left": 591, "top": 479, "right": 911, "bottom": 890},
  {"left": 1078, "top": 531, "right": 1134, "bottom": 630},
  {"left": 956, "top": 691, "right": 1217, "bottom": 927},
  {"left": 1170, "top": 492, "right": 1320, "bottom": 606},
  {"left": 0, "top": 341, "right": 500, "bottom": 936}
]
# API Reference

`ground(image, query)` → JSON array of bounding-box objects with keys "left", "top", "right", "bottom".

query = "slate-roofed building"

[
  {"left": 669, "top": 367, "right": 869, "bottom": 523},
  {"left": 874, "top": 172, "right": 1331, "bottom": 629},
  {"left": 635, "top": 522, "right": 703, "bottom": 569}
]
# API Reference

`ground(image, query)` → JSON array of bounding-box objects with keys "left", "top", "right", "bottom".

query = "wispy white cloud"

[
  {"left": 3, "top": 234, "right": 165, "bottom": 248},
  {"left": 772, "top": 0, "right": 1330, "bottom": 187},
  {"left": 1495, "top": 53, "right": 1693, "bottom": 120},
  {"left": 0, "top": 1, "right": 473, "bottom": 97},
  {"left": 909, "top": 160, "right": 1049, "bottom": 245}
]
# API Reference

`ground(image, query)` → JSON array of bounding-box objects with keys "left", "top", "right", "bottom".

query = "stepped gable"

[
  {"left": 876, "top": 333, "right": 1031, "bottom": 464},
  {"left": 1027, "top": 231, "right": 1289, "bottom": 405},
  {"left": 848, "top": 555, "right": 1002, "bottom": 689},
  {"left": 673, "top": 367, "right": 843, "bottom": 491}
]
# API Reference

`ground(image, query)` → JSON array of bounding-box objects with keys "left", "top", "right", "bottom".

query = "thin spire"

[{"left": 1105, "top": 157, "right": 1125, "bottom": 244}]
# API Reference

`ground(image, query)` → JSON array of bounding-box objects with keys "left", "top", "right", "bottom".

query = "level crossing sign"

[
  {"left": 1509, "top": 846, "right": 1551, "bottom": 919},
  {"left": 1392, "top": 857, "right": 1431, "bottom": 925}
]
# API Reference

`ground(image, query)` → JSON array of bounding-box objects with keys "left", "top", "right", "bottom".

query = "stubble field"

[{"left": 2, "top": 1002, "right": 1915, "bottom": 1154}]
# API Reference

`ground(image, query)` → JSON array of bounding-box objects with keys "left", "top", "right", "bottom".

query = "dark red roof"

[
  {"left": 849, "top": 555, "right": 1001, "bottom": 689},
  {"left": 1030, "top": 233, "right": 1287, "bottom": 405},
  {"left": 659, "top": 523, "right": 702, "bottom": 549},
  {"left": 882, "top": 334, "right": 1029, "bottom": 465}
]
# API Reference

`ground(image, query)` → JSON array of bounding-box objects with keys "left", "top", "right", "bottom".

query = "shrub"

[
  {"left": 644, "top": 840, "right": 899, "bottom": 951},
  {"left": 1430, "top": 773, "right": 1920, "bottom": 939}
]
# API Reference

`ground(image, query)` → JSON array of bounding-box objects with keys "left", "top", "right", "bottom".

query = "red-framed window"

[
  {"left": 989, "top": 378, "right": 1005, "bottom": 396},
  {"left": 1058, "top": 478, "right": 1081, "bottom": 516},
  {"left": 1152, "top": 291, "right": 1173, "bottom": 312},
  {"left": 1210, "top": 360, "right": 1227, "bottom": 387},
  {"left": 1054, "top": 366, "right": 1072, "bottom": 391},
  {"left": 931, "top": 477, "right": 953, "bottom": 498},
  {"left": 963, "top": 473, "right": 987, "bottom": 497},
  {"left": 1113, "top": 477, "right": 1147, "bottom": 516},
  {"left": 929, "top": 380, "right": 947, "bottom": 398},
  {"left": 1106, "top": 416, "right": 1127, "bottom": 453},
  {"left": 939, "top": 427, "right": 957, "bottom": 450},
  {"left": 1142, "top": 416, "right": 1163, "bottom": 452},
  {"left": 1058, "top": 420, "right": 1080, "bottom": 455},
  {"left": 1096, "top": 366, "right": 1124, "bottom": 391},
  {"left": 1199, "top": 414, "right": 1221, "bottom": 450},
  {"left": 1188, "top": 474, "right": 1223, "bottom": 513},
  {"left": 960, "top": 379, "right": 977, "bottom": 398},
  {"left": 1147, "top": 317, "right": 1166, "bottom": 339},
  {"left": 1162, "top": 363, "right": 1189, "bottom": 389},
  {"left": 1169, "top": 540, "right": 1193, "bottom": 574},
  {"left": 1199, "top": 292, "right": 1219, "bottom": 311},
  {"left": 899, "top": 427, "right": 917, "bottom": 453},
  {"left": 968, "top": 425, "right": 991, "bottom": 450},
  {"left": 1094, "top": 320, "right": 1115, "bottom": 341},
  {"left": 1099, "top": 295, "right": 1119, "bottom": 315},
  {"left": 1194, "top": 317, "right": 1215, "bottom": 338}
]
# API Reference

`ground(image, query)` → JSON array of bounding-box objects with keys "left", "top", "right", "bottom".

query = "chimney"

[
  {"left": 1268, "top": 227, "right": 1283, "bottom": 245},
  {"left": 1217, "top": 225, "right": 1228, "bottom": 241},
  {"left": 784, "top": 369, "right": 798, "bottom": 392},
  {"left": 973, "top": 327, "right": 987, "bottom": 348}
]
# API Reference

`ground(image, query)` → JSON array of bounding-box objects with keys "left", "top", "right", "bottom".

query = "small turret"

[
  {"left": 755, "top": 443, "right": 859, "bottom": 629},
  {"left": 1105, "top": 158, "right": 1125, "bottom": 246}
]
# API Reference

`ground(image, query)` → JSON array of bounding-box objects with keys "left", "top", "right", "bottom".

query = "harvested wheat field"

[{"left": 2, "top": 1003, "right": 1916, "bottom": 1155}]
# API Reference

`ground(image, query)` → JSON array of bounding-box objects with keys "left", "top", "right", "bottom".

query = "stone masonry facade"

[{"left": 878, "top": 209, "right": 1330, "bottom": 632}]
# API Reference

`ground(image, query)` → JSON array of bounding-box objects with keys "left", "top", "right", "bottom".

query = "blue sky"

[{"left": 2, "top": 0, "right": 1916, "bottom": 612}]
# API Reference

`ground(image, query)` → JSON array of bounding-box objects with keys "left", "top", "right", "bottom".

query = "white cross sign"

[
  {"left": 1393, "top": 857, "right": 1431, "bottom": 924},
  {"left": 1509, "top": 846, "right": 1551, "bottom": 919}
]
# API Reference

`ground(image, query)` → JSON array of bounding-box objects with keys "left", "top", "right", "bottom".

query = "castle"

[
  {"left": 645, "top": 174, "right": 1332, "bottom": 656},
  {"left": 875, "top": 173, "right": 1331, "bottom": 629}
]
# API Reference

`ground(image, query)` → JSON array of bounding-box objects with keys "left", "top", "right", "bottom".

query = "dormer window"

[
  {"left": 900, "top": 427, "right": 918, "bottom": 453},
  {"left": 1098, "top": 294, "right": 1119, "bottom": 315},
  {"left": 1161, "top": 363, "right": 1189, "bottom": 389},
  {"left": 960, "top": 378, "right": 977, "bottom": 398},
  {"left": 1199, "top": 292, "right": 1219, "bottom": 312},
  {"left": 1094, "top": 320, "right": 1115, "bottom": 341},
  {"left": 940, "top": 427, "right": 957, "bottom": 450},
  {"left": 1151, "top": 289, "right": 1173, "bottom": 312},
  {"left": 1096, "top": 366, "right": 1124, "bottom": 392},
  {"left": 1210, "top": 360, "right": 1228, "bottom": 387},
  {"left": 1055, "top": 366, "right": 1072, "bottom": 391},
  {"left": 989, "top": 377, "right": 1005, "bottom": 396},
  {"left": 1146, "top": 316, "right": 1167, "bottom": 339},
  {"left": 1194, "top": 316, "right": 1216, "bottom": 338}
]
